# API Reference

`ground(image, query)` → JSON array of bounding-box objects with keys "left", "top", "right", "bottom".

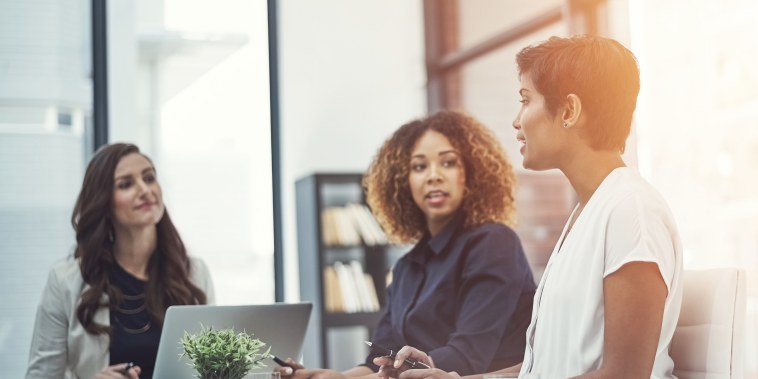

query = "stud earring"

[{"left": 563, "top": 122, "right": 570, "bottom": 128}]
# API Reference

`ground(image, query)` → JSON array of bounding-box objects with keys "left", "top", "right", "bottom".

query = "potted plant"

[{"left": 181, "top": 325, "right": 270, "bottom": 379}]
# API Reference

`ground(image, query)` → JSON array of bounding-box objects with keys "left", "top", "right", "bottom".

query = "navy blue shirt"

[{"left": 364, "top": 213, "right": 535, "bottom": 375}]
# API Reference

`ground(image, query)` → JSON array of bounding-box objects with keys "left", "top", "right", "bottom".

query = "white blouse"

[{"left": 519, "top": 167, "right": 683, "bottom": 378}]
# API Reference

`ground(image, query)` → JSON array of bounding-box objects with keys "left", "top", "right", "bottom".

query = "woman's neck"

[
  {"left": 113, "top": 226, "right": 157, "bottom": 280},
  {"left": 559, "top": 146, "right": 625, "bottom": 206}
]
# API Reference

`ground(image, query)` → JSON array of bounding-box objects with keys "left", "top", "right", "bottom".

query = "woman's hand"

[
  {"left": 273, "top": 358, "right": 347, "bottom": 379},
  {"left": 398, "top": 369, "right": 461, "bottom": 379},
  {"left": 274, "top": 357, "right": 305, "bottom": 377},
  {"left": 290, "top": 368, "right": 346, "bottom": 379},
  {"left": 95, "top": 362, "right": 141, "bottom": 378},
  {"left": 374, "top": 346, "right": 435, "bottom": 379}
]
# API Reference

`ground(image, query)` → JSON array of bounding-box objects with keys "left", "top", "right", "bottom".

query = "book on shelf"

[
  {"left": 323, "top": 265, "right": 343, "bottom": 312},
  {"left": 363, "top": 274, "right": 380, "bottom": 312},
  {"left": 321, "top": 209, "right": 337, "bottom": 246},
  {"left": 333, "top": 261, "right": 360, "bottom": 312},
  {"left": 321, "top": 204, "right": 387, "bottom": 247},
  {"left": 324, "top": 260, "right": 380, "bottom": 313},
  {"left": 347, "top": 203, "right": 388, "bottom": 246},
  {"left": 348, "top": 260, "right": 375, "bottom": 312},
  {"left": 321, "top": 207, "right": 356, "bottom": 246}
]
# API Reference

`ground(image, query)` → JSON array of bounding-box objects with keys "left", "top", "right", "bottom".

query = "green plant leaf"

[{"left": 180, "top": 325, "right": 271, "bottom": 379}]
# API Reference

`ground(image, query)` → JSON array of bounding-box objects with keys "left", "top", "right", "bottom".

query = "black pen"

[
  {"left": 271, "top": 354, "right": 297, "bottom": 372},
  {"left": 121, "top": 362, "right": 134, "bottom": 375},
  {"left": 364, "top": 341, "right": 431, "bottom": 369}
]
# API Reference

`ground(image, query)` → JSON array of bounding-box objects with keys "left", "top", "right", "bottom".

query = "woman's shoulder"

[
  {"left": 48, "top": 256, "right": 82, "bottom": 281},
  {"left": 42, "top": 256, "right": 85, "bottom": 299},
  {"left": 607, "top": 168, "right": 668, "bottom": 204},
  {"left": 457, "top": 222, "right": 531, "bottom": 274},
  {"left": 188, "top": 255, "right": 207, "bottom": 267},
  {"left": 187, "top": 256, "right": 215, "bottom": 303},
  {"left": 187, "top": 256, "right": 211, "bottom": 278},
  {"left": 464, "top": 221, "right": 518, "bottom": 240},
  {"left": 458, "top": 222, "right": 523, "bottom": 254},
  {"left": 606, "top": 174, "right": 676, "bottom": 226}
]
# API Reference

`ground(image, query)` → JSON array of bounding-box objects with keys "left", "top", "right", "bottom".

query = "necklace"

[
  {"left": 110, "top": 262, "right": 152, "bottom": 334},
  {"left": 112, "top": 291, "right": 151, "bottom": 334},
  {"left": 113, "top": 315, "right": 152, "bottom": 334}
]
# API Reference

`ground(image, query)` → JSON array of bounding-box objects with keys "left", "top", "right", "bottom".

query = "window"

[
  {"left": 109, "top": 0, "right": 275, "bottom": 304},
  {"left": 423, "top": 0, "right": 602, "bottom": 278},
  {"left": 628, "top": 0, "right": 758, "bottom": 374},
  {"left": 0, "top": 0, "right": 92, "bottom": 376}
]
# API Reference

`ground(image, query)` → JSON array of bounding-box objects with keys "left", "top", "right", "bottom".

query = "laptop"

[{"left": 153, "top": 303, "right": 312, "bottom": 379}]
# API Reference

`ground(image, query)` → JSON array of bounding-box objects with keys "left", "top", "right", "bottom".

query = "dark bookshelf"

[{"left": 296, "top": 173, "right": 397, "bottom": 369}]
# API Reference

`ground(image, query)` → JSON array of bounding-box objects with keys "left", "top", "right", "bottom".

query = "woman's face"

[
  {"left": 513, "top": 72, "right": 566, "bottom": 170},
  {"left": 408, "top": 129, "right": 466, "bottom": 235},
  {"left": 111, "top": 153, "right": 165, "bottom": 231}
]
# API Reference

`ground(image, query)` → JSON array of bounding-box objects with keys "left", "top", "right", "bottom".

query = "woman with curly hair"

[
  {"left": 277, "top": 110, "right": 535, "bottom": 379},
  {"left": 361, "top": 109, "right": 535, "bottom": 374},
  {"left": 26, "top": 143, "right": 214, "bottom": 379}
]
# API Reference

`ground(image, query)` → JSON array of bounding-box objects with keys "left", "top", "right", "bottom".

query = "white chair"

[{"left": 671, "top": 268, "right": 746, "bottom": 379}]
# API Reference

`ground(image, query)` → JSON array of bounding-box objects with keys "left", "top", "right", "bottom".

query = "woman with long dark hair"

[{"left": 26, "top": 143, "right": 214, "bottom": 379}]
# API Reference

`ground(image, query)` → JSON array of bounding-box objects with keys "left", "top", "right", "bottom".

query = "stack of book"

[
  {"left": 321, "top": 203, "right": 388, "bottom": 246},
  {"left": 323, "top": 260, "right": 381, "bottom": 313}
]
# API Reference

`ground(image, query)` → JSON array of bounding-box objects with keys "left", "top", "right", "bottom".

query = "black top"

[
  {"left": 109, "top": 263, "right": 161, "bottom": 379},
  {"left": 364, "top": 213, "right": 536, "bottom": 375}
]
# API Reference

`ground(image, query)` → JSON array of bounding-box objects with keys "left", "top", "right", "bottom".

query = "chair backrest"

[{"left": 671, "top": 268, "right": 746, "bottom": 379}]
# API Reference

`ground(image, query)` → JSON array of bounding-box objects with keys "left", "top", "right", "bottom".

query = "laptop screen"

[{"left": 153, "top": 303, "right": 312, "bottom": 379}]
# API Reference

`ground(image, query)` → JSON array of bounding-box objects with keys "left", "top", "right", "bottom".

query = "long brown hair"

[
  {"left": 72, "top": 143, "right": 207, "bottom": 335},
  {"left": 363, "top": 110, "right": 517, "bottom": 243}
]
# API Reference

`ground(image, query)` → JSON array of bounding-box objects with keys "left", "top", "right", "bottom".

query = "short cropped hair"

[
  {"left": 516, "top": 35, "right": 640, "bottom": 152},
  {"left": 363, "top": 110, "right": 517, "bottom": 243}
]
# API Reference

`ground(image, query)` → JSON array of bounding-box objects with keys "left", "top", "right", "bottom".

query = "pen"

[
  {"left": 271, "top": 354, "right": 297, "bottom": 371},
  {"left": 121, "top": 362, "right": 134, "bottom": 376},
  {"left": 364, "top": 341, "right": 431, "bottom": 369}
]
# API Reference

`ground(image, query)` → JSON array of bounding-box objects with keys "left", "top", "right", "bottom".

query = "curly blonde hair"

[{"left": 363, "top": 110, "right": 517, "bottom": 243}]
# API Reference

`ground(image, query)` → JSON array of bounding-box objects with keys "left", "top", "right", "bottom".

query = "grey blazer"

[{"left": 25, "top": 256, "right": 215, "bottom": 379}]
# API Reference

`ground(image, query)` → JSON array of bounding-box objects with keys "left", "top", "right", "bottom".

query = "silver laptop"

[{"left": 153, "top": 303, "right": 312, "bottom": 379}]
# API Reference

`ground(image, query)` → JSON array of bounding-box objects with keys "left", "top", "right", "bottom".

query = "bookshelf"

[{"left": 296, "top": 173, "right": 399, "bottom": 369}]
